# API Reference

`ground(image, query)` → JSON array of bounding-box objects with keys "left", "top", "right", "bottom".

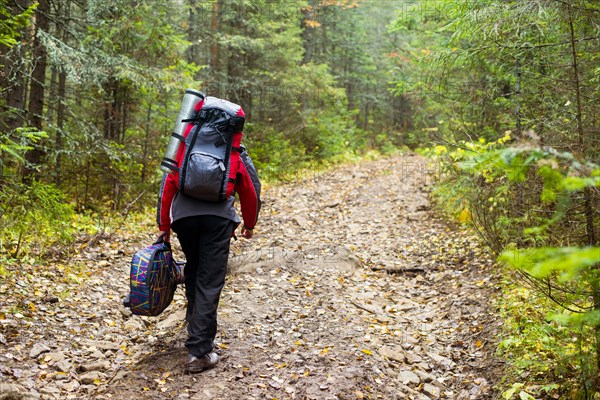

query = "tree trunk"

[
  {"left": 301, "top": 4, "right": 315, "bottom": 64},
  {"left": 55, "top": 69, "right": 66, "bottom": 184},
  {"left": 104, "top": 79, "right": 123, "bottom": 141},
  {"left": 0, "top": 2, "right": 28, "bottom": 134},
  {"left": 83, "top": 157, "right": 91, "bottom": 209},
  {"left": 112, "top": 80, "right": 119, "bottom": 140},
  {"left": 1, "top": 58, "right": 26, "bottom": 133},
  {"left": 568, "top": 11, "right": 584, "bottom": 151},
  {"left": 140, "top": 102, "right": 152, "bottom": 183},
  {"left": 209, "top": 1, "right": 221, "bottom": 96},
  {"left": 23, "top": 0, "right": 50, "bottom": 182},
  {"left": 1, "top": 45, "right": 26, "bottom": 179},
  {"left": 27, "top": 0, "right": 50, "bottom": 127},
  {"left": 515, "top": 57, "right": 522, "bottom": 137},
  {"left": 186, "top": 0, "right": 199, "bottom": 65},
  {"left": 103, "top": 95, "right": 111, "bottom": 139},
  {"left": 120, "top": 88, "right": 128, "bottom": 143},
  {"left": 363, "top": 98, "right": 370, "bottom": 132},
  {"left": 55, "top": 0, "right": 70, "bottom": 184},
  {"left": 568, "top": 6, "right": 600, "bottom": 390},
  {"left": 47, "top": 67, "right": 57, "bottom": 124}
]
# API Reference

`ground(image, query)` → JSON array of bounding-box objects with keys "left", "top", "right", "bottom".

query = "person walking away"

[{"left": 156, "top": 102, "right": 260, "bottom": 373}]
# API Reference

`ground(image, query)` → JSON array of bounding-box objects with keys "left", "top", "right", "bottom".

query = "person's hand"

[
  {"left": 241, "top": 226, "right": 254, "bottom": 239},
  {"left": 158, "top": 230, "right": 171, "bottom": 243}
]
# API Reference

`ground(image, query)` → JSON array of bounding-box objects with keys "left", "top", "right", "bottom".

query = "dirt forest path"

[{"left": 0, "top": 154, "right": 501, "bottom": 400}]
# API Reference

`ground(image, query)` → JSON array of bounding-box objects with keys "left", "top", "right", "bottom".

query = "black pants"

[{"left": 172, "top": 215, "right": 235, "bottom": 357}]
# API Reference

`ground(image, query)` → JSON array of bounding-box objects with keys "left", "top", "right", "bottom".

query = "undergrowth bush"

[
  {"left": 0, "top": 181, "right": 75, "bottom": 258},
  {"left": 428, "top": 134, "right": 600, "bottom": 398}
]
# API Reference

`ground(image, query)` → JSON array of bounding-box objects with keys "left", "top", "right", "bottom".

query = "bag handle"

[{"left": 154, "top": 235, "right": 171, "bottom": 249}]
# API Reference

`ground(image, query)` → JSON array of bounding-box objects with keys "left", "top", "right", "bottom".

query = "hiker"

[{"left": 156, "top": 97, "right": 261, "bottom": 373}]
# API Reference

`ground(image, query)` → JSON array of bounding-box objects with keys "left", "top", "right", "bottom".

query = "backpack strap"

[
  {"left": 181, "top": 108, "right": 207, "bottom": 124},
  {"left": 171, "top": 132, "right": 185, "bottom": 141}
]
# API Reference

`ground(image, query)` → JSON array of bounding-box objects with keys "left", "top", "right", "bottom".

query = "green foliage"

[
  {"left": 392, "top": 0, "right": 600, "bottom": 396},
  {"left": 244, "top": 124, "right": 307, "bottom": 182},
  {"left": 302, "top": 109, "right": 366, "bottom": 161},
  {"left": 427, "top": 134, "right": 511, "bottom": 219},
  {"left": 390, "top": 0, "right": 600, "bottom": 160},
  {"left": 501, "top": 247, "right": 600, "bottom": 284},
  {"left": 0, "top": 1, "right": 36, "bottom": 50},
  {"left": 32, "top": 0, "right": 202, "bottom": 212},
  {"left": 500, "top": 244, "right": 599, "bottom": 395},
  {"left": 0, "top": 0, "right": 408, "bottom": 274},
  {"left": 502, "top": 383, "right": 537, "bottom": 400},
  {"left": 0, "top": 181, "right": 75, "bottom": 258},
  {"left": 497, "top": 268, "right": 598, "bottom": 398},
  {"left": 0, "top": 128, "right": 47, "bottom": 166},
  {"left": 431, "top": 136, "right": 599, "bottom": 246},
  {"left": 429, "top": 133, "right": 600, "bottom": 396}
]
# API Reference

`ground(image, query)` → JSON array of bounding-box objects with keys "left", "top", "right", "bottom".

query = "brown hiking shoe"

[{"left": 185, "top": 351, "right": 219, "bottom": 374}]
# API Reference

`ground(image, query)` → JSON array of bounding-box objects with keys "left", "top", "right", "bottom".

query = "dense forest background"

[
  {"left": 1, "top": 0, "right": 408, "bottom": 254},
  {"left": 2, "top": 0, "right": 600, "bottom": 398}
]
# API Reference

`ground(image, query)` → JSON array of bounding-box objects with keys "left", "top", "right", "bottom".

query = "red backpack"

[{"left": 178, "top": 96, "right": 246, "bottom": 202}]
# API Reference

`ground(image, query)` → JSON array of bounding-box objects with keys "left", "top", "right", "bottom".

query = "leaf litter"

[{"left": 0, "top": 154, "right": 502, "bottom": 399}]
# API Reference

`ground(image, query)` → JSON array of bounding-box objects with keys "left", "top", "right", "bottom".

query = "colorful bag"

[{"left": 123, "top": 240, "right": 185, "bottom": 316}]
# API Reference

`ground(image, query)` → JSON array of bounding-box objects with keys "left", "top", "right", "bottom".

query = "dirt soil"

[{"left": 0, "top": 154, "right": 503, "bottom": 400}]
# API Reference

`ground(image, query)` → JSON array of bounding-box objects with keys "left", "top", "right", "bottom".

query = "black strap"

[
  {"left": 171, "top": 132, "right": 185, "bottom": 141},
  {"left": 153, "top": 236, "right": 172, "bottom": 248},
  {"left": 232, "top": 147, "right": 242, "bottom": 152},
  {"left": 181, "top": 113, "right": 205, "bottom": 124},
  {"left": 214, "top": 126, "right": 227, "bottom": 147},
  {"left": 160, "top": 160, "right": 178, "bottom": 171},
  {"left": 228, "top": 178, "right": 236, "bottom": 184}
]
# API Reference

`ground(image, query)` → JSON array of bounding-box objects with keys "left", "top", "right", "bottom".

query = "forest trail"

[{"left": 1, "top": 154, "right": 501, "bottom": 400}]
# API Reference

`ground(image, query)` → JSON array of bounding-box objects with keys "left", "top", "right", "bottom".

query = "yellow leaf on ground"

[{"left": 458, "top": 208, "right": 471, "bottom": 223}]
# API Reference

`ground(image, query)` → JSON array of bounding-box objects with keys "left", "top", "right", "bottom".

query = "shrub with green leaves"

[
  {"left": 0, "top": 0, "right": 36, "bottom": 49},
  {"left": 430, "top": 136, "right": 600, "bottom": 397},
  {"left": 0, "top": 181, "right": 76, "bottom": 259}
]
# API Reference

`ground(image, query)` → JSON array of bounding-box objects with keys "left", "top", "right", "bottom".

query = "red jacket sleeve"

[
  {"left": 236, "top": 161, "right": 259, "bottom": 229},
  {"left": 157, "top": 171, "right": 178, "bottom": 231}
]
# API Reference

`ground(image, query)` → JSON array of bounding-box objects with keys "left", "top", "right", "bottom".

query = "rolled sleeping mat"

[{"left": 160, "top": 89, "right": 206, "bottom": 173}]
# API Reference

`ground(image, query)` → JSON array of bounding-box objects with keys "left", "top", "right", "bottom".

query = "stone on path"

[
  {"left": 29, "top": 343, "right": 50, "bottom": 359},
  {"left": 397, "top": 370, "right": 420, "bottom": 385}
]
